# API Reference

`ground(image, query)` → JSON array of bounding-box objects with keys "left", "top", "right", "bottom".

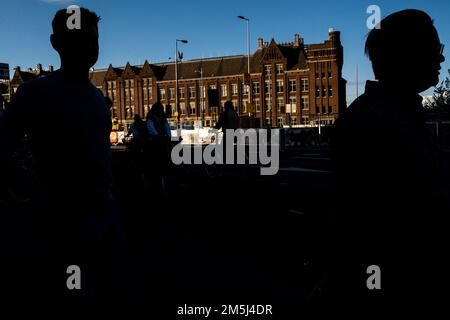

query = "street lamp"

[
  {"left": 237, "top": 15, "right": 252, "bottom": 121},
  {"left": 175, "top": 39, "right": 188, "bottom": 130},
  {"left": 195, "top": 67, "right": 204, "bottom": 126}
]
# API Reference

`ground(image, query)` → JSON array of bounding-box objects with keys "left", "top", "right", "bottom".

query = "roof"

[
  {"left": 13, "top": 39, "right": 311, "bottom": 86},
  {"left": 89, "top": 70, "right": 107, "bottom": 87}
]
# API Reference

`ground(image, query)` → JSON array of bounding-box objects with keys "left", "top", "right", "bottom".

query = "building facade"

[{"left": 9, "top": 30, "right": 346, "bottom": 128}]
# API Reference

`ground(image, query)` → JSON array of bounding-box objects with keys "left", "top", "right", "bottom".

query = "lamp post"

[
  {"left": 175, "top": 39, "right": 188, "bottom": 130},
  {"left": 195, "top": 67, "right": 204, "bottom": 126},
  {"left": 237, "top": 15, "right": 252, "bottom": 123}
]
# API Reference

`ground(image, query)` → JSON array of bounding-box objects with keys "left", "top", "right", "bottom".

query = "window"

[
  {"left": 328, "top": 86, "right": 333, "bottom": 97},
  {"left": 144, "top": 104, "right": 150, "bottom": 116},
  {"left": 220, "top": 84, "right": 228, "bottom": 97},
  {"left": 242, "top": 83, "right": 248, "bottom": 94},
  {"left": 276, "top": 80, "right": 284, "bottom": 93},
  {"left": 301, "top": 96, "right": 309, "bottom": 110},
  {"left": 189, "top": 102, "right": 196, "bottom": 114},
  {"left": 180, "top": 102, "right": 186, "bottom": 115},
  {"left": 316, "top": 88, "right": 321, "bottom": 98},
  {"left": 265, "top": 81, "right": 272, "bottom": 95},
  {"left": 265, "top": 98, "right": 272, "bottom": 111},
  {"left": 302, "top": 116, "right": 309, "bottom": 125},
  {"left": 277, "top": 118, "right": 284, "bottom": 127},
  {"left": 232, "top": 99, "right": 238, "bottom": 109},
  {"left": 143, "top": 87, "right": 148, "bottom": 101},
  {"left": 242, "top": 99, "right": 248, "bottom": 112},
  {"left": 289, "top": 79, "right": 296, "bottom": 93},
  {"left": 286, "top": 99, "right": 296, "bottom": 113},
  {"left": 321, "top": 72, "right": 325, "bottom": 79},
  {"left": 322, "top": 106, "right": 326, "bottom": 114},
  {"left": 200, "top": 86, "right": 205, "bottom": 98},
  {"left": 277, "top": 97, "right": 284, "bottom": 112},
  {"left": 231, "top": 83, "right": 238, "bottom": 96},
  {"left": 189, "top": 87, "right": 196, "bottom": 99},
  {"left": 255, "top": 98, "right": 261, "bottom": 112},
  {"left": 264, "top": 65, "right": 272, "bottom": 75},
  {"left": 323, "top": 87, "right": 327, "bottom": 97},
  {"left": 301, "top": 79, "right": 309, "bottom": 92},
  {"left": 328, "top": 106, "right": 332, "bottom": 114},
  {"left": 276, "top": 64, "right": 283, "bottom": 75},
  {"left": 125, "top": 80, "right": 129, "bottom": 88},
  {"left": 252, "top": 82, "right": 260, "bottom": 95},
  {"left": 328, "top": 71, "right": 332, "bottom": 78},
  {"left": 316, "top": 107, "right": 320, "bottom": 114},
  {"left": 159, "top": 89, "right": 166, "bottom": 100},
  {"left": 315, "top": 72, "right": 319, "bottom": 79},
  {"left": 169, "top": 88, "right": 175, "bottom": 100},
  {"left": 179, "top": 87, "right": 185, "bottom": 99},
  {"left": 149, "top": 87, "right": 153, "bottom": 101}
]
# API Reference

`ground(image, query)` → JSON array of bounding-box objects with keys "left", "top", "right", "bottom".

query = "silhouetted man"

[
  {"left": 330, "top": 9, "right": 447, "bottom": 314},
  {"left": 0, "top": 8, "right": 122, "bottom": 309}
]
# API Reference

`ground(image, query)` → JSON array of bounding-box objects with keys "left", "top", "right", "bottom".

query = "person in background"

[{"left": 143, "top": 102, "right": 171, "bottom": 195}]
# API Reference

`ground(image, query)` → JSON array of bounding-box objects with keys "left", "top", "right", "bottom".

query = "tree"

[
  {"left": 424, "top": 69, "right": 450, "bottom": 120},
  {"left": 424, "top": 70, "right": 450, "bottom": 144}
]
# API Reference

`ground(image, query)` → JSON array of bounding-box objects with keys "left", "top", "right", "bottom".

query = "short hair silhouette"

[
  {"left": 365, "top": 9, "right": 443, "bottom": 89},
  {"left": 365, "top": 9, "right": 437, "bottom": 80},
  {"left": 224, "top": 100, "right": 235, "bottom": 111},
  {"left": 147, "top": 102, "right": 166, "bottom": 120},
  {"left": 52, "top": 7, "right": 100, "bottom": 35}
]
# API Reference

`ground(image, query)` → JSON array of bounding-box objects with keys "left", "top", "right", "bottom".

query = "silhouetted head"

[
  {"left": 50, "top": 7, "right": 100, "bottom": 73},
  {"left": 147, "top": 102, "right": 166, "bottom": 121},
  {"left": 365, "top": 9, "right": 445, "bottom": 93},
  {"left": 224, "top": 101, "right": 235, "bottom": 112},
  {"left": 133, "top": 114, "right": 142, "bottom": 122}
]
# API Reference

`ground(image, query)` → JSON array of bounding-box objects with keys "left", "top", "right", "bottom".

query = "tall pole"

[
  {"left": 195, "top": 67, "right": 204, "bottom": 126},
  {"left": 238, "top": 16, "right": 252, "bottom": 123},
  {"left": 175, "top": 41, "right": 179, "bottom": 129},
  {"left": 175, "top": 39, "right": 188, "bottom": 130},
  {"left": 200, "top": 66, "right": 205, "bottom": 128}
]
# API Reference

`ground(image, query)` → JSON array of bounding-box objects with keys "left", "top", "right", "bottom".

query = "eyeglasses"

[{"left": 439, "top": 43, "right": 445, "bottom": 56}]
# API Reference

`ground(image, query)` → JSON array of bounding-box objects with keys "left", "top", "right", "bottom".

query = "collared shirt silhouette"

[{"left": 330, "top": 9, "right": 447, "bottom": 314}]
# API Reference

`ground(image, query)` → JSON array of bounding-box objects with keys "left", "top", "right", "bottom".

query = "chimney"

[
  {"left": 48, "top": 65, "right": 54, "bottom": 72},
  {"left": 328, "top": 28, "right": 340, "bottom": 44},
  {"left": 257, "top": 38, "right": 264, "bottom": 50},
  {"left": 264, "top": 41, "right": 269, "bottom": 48},
  {"left": 15, "top": 66, "right": 21, "bottom": 72},
  {"left": 293, "top": 34, "right": 303, "bottom": 47}
]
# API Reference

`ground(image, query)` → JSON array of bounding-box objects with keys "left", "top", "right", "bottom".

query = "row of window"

[
  {"left": 111, "top": 78, "right": 330, "bottom": 103},
  {"left": 315, "top": 86, "right": 333, "bottom": 98},
  {"left": 106, "top": 78, "right": 152, "bottom": 89}
]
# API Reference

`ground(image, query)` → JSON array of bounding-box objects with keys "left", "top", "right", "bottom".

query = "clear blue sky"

[{"left": 1, "top": 0, "right": 449, "bottom": 104}]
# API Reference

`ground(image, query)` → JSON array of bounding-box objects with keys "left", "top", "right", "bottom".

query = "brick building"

[{"left": 9, "top": 30, "right": 346, "bottom": 128}]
